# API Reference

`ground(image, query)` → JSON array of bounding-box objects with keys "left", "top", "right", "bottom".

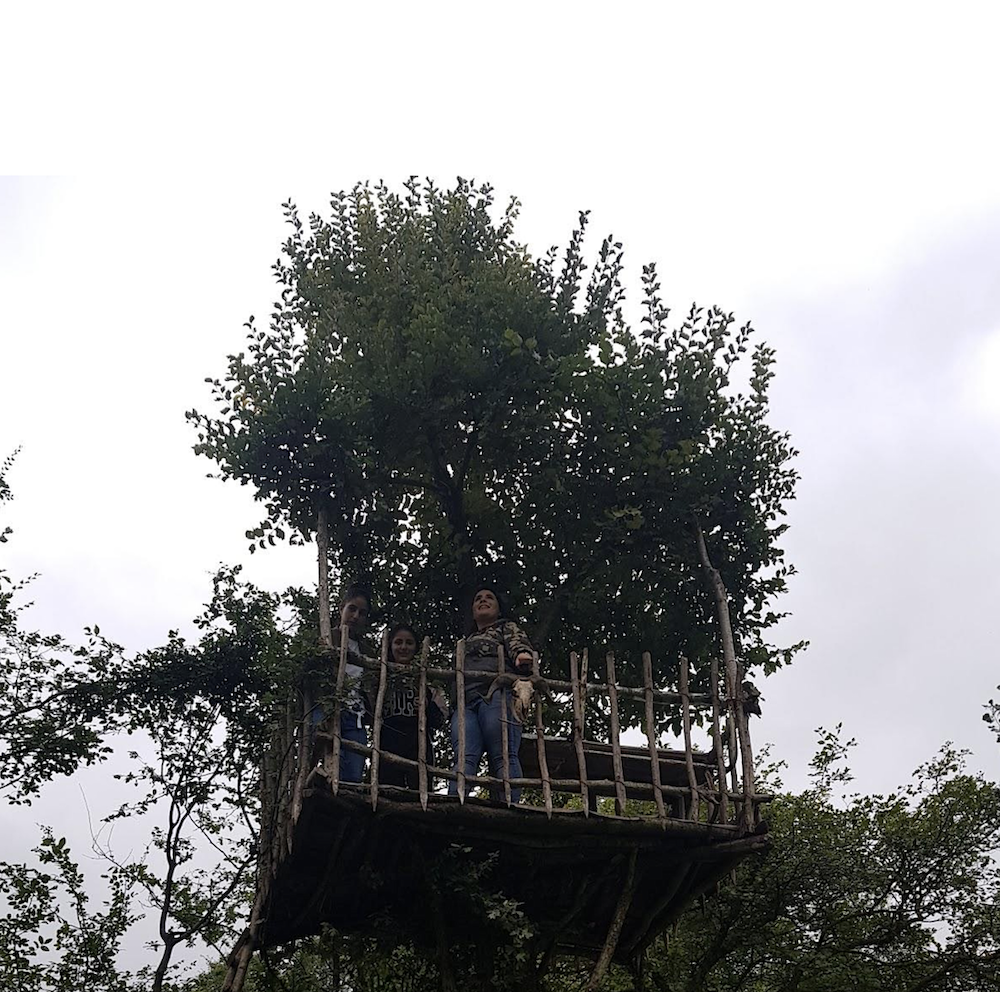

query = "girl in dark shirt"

[{"left": 379, "top": 624, "right": 447, "bottom": 789}]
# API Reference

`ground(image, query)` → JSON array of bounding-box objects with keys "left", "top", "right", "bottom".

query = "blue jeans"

[
  {"left": 310, "top": 704, "right": 367, "bottom": 783},
  {"left": 340, "top": 719, "right": 366, "bottom": 783},
  {"left": 449, "top": 692, "right": 522, "bottom": 802}
]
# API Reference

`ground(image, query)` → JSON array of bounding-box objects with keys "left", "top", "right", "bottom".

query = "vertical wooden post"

[
  {"left": 280, "top": 696, "right": 295, "bottom": 859},
  {"left": 532, "top": 652, "right": 552, "bottom": 818},
  {"left": 641, "top": 652, "right": 666, "bottom": 820},
  {"left": 606, "top": 651, "right": 627, "bottom": 817},
  {"left": 292, "top": 685, "right": 311, "bottom": 826},
  {"left": 679, "top": 655, "right": 701, "bottom": 822},
  {"left": 498, "top": 645, "right": 512, "bottom": 807},
  {"left": 417, "top": 636, "right": 430, "bottom": 811},
  {"left": 727, "top": 717, "right": 740, "bottom": 803},
  {"left": 258, "top": 740, "right": 276, "bottom": 874},
  {"left": 569, "top": 651, "right": 590, "bottom": 817},
  {"left": 455, "top": 640, "right": 466, "bottom": 803},
  {"left": 695, "top": 520, "right": 755, "bottom": 831},
  {"left": 286, "top": 693, "right": 303, "bottom": 848},
  {"left": 222, "top": 917, "right": 263, "bottom": 992},
  {"left": 370, "top": 629, "right": 389, "bottom": 811},
  {"left": 710, "top": 655, "right": 729, "bottom": 825},
  {"left": 313, "top": 505, "right": 333, "bottom": 817},
  {"left": 581, "top": 648, "right": 589, "bottom": 736},
  {"left": 329, "top": 622, "right": 349, "bottom": 796}
]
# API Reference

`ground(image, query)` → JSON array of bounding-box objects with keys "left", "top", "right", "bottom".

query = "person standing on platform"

[
  {"left": 449, "top": 586, "right": 535, "bottom": 803},
  {"left": 311, "top": 584, "right": 373, "bottom": 783},
  {"left": 378, "top": 623, "right": 447, "bottom": 789}
]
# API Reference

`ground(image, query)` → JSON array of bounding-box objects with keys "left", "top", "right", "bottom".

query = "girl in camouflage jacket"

[{"left": 449, "top": 585, "right": 535, "bottom": 803}]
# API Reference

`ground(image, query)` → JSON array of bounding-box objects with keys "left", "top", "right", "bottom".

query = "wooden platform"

[
  {"left": 258, "top": 777, "right": 769, "bottom": 961},
  {"left": 224, "top": 634, "right": 769, "bottom": 992}
]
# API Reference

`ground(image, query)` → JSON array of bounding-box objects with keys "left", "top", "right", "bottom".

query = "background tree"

[
  {"left": 0, "top": 539, "right": 306, "bottom": 991},
  {"left": 105, "top": 568, "right": 304, "bottom": 992},
  {"left": 187, "top": 178, "right": 802, "bottom": 706},
  {"left": 180, "top": 729, "right": 1000, "bottom": 992},
  {"left": 642, "top": 732, "right": 1000, "bottom": 992},
  {"left": 0, "top": 829, "right": 140, "bottom": 992},
  {"left": 0, "top": 449, "right": 129, "bottom": 800}
]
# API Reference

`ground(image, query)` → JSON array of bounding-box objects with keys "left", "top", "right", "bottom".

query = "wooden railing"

[{"left": 259, "top": 626, "right": 765, "bottom": 864}]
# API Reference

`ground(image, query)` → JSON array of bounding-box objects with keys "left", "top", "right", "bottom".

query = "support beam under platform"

[{"left": 256, "top": 779, "right": 770, "bottom": 961}]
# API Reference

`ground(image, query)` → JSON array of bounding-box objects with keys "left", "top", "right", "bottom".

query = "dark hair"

[
  {"left": 341, "top": 583, "right": 371, "bottom": 609},
  {"left": 466, "top": 585, "right": 511, "bottom": 636},
  {"left": 387, "top": 623, "right": 419, "bottom": 663}
]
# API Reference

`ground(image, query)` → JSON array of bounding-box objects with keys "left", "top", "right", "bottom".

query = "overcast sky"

[{"left": 2, "top": 2, "right": 999, "bottom": 927}]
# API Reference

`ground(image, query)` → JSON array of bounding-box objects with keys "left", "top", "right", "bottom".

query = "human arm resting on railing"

[{"left": 501, "top": 620, "right": 535, "bottom": 673}]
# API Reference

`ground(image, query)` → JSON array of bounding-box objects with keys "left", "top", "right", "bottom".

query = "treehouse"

[{"left": 222, "top": 629, "right": 769, "bottom": 991}]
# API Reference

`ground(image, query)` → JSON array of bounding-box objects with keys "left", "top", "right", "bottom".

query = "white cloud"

[{"left": 961, "top": 327, "right": 1000, "bottom": 422}]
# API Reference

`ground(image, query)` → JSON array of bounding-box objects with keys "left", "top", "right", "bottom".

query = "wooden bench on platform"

[{"left": 519, "top": 736, "right": 718, "bottom": 816}]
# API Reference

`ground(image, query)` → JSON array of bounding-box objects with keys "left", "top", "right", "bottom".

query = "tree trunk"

[
  {"left": 317, "top": 504, "right": 332, "bottom": 647},
  {"left": 585, "top": 849, "right": 639, "bottom": 990},
  {"left": 694, "top": 519, "right": 755, "bottom": 831},
  {"left": 150, "top": 935, "right": 179, "bottom": 992}
]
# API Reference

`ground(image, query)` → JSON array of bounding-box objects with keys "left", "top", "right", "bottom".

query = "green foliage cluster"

[
  {"left": 984, "top": 688, "right": 1000, "bottom": 744},
  {"left": 646, "top": 735, "right": 1000, "bottom": 992},
  {"left": 0, "top": 830, "right": 140, "bottom": 992},
  {"left": 187, "top": 178, "right": 801, "bottom": 697},
  {"left": 1, "top": 455, "right": 302, "bottom": 990},
  {"left": 0, "top": 450, "right": 128, "bottom": 800},
  {"left": 103, "top": 570, "right": 310, "bottom": 991}
]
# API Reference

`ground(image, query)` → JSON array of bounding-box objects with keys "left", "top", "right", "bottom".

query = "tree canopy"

[{"left": 187, "top": 178, "right": 801, "bottom": 692}]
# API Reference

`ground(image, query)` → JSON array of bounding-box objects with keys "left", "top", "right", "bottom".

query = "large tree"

[
  {"left": 0, "top": 180, "right": 809, "bottom": 987},
  {"left": 642, "top": 733, "right": 1000, "bottom": 992},
  {"left": 187, "top": 178, "right": 801, "bottom": 697}
]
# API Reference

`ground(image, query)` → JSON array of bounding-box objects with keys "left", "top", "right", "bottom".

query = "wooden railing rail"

[
  {"left": 275, "top": 626, "right": 765, "bottom": 836},
  {"left": 312, "top": 650, "right": 715, "bottom": 706},
  {"left": 321, "top": 736, "right": 772, "bottom": 803},
  {"left": 257, "top": 627, "right": 763, "bottom": 867}
]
